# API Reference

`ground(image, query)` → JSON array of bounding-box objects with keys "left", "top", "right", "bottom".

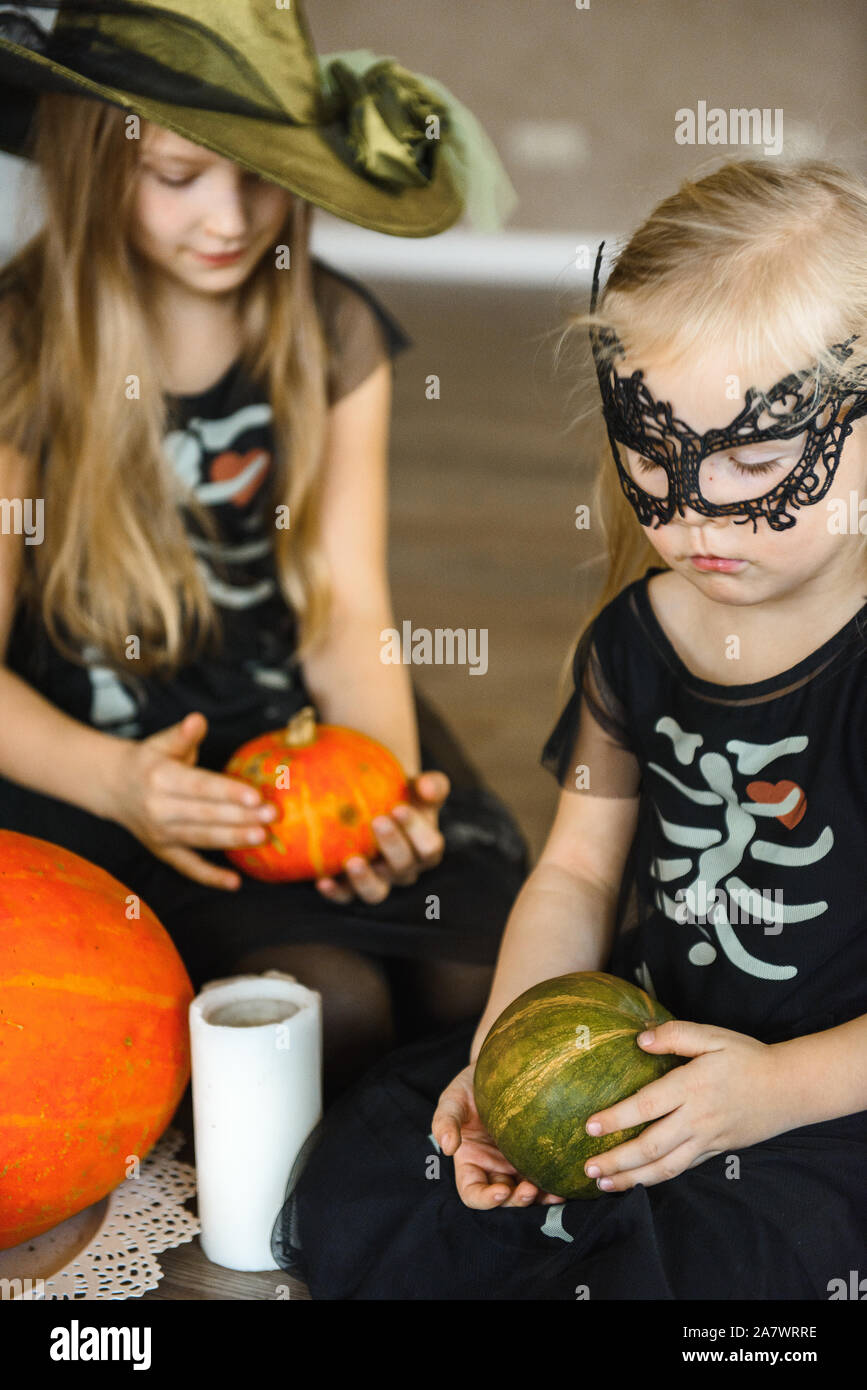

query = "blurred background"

[{"left": 1, "top": 1, "right": 865, "bottom": 857}]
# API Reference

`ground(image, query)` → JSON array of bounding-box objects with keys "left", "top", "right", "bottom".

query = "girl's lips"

[
  {"left": 690, "top": 555, "right": 746, "bottom": 572},
  {"left": 194, "top": 248, "right": 246, "bottom": 264}
]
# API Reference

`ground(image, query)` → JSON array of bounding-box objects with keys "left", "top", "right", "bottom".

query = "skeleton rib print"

[{"left": 647, "top": 717, "right": 831, "bottom": 981}]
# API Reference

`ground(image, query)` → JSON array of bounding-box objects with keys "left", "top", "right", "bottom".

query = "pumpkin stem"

[{"left": 284, "top": 705, "right": 317, "bottom": 748}]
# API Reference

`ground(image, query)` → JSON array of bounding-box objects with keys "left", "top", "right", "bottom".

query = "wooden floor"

[{"left": 141, "top": 277, "right": 606, "bottom": 1300}]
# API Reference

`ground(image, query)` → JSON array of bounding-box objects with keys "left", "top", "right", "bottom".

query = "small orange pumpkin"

[
  {"left": 0, "top": 831, "right": 193, "bottom": 1251},
  {"left": 223, "top": 706, "right": 411, "bottom": 882}
]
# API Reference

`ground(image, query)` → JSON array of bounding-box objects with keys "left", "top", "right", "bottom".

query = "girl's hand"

[
  {"left": 106, "top": 711, "right": 278, "bottom": 891},
  {"left": 315, "top": 769, "right": 450, "bottom": 904},
  {"left": 432, "top": 1062, "right": 566, "bottom": 1210},
  {"left": 581, "top": 1019, "right": 786, "bottom": 1194}
]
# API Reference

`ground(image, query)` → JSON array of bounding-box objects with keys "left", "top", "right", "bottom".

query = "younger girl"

[
  {"left": 0, "top": 1, "right": 527, "bottom": 1100},
  {"left": 279, "top": 159, "right": 867, "bottom": 1298}
]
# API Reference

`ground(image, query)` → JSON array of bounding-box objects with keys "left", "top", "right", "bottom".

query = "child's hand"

[
  {"left": 315, "top": 770, "right": 450, "bottom": 904},
  {"left": 432, "top": 1062, "right": 566, "bottom": 1210},
  {"left": 107, "top": 711, "right": 278, "bottom": 891},
  {"left": 581, "top": 1019, "right": 785, "bottom": 1194}
]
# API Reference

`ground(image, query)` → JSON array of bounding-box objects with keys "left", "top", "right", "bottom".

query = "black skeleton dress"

[
  {"left": 0, "top": 258, "right": 529, "bottom": 989},
  {"left": 274, "top": 564, "right": 867, "bottom": 1299}
]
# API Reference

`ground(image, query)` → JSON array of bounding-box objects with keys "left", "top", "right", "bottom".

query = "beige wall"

[{"left": 310, "top": 0, "right": 866, "bottom": 234}]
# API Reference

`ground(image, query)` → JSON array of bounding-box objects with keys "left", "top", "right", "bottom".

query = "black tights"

[{"left": 233, "top": 942, "right": 494, "bottom": 1105}]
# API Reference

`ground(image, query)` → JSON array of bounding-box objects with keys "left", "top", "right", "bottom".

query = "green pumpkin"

[{"left": 473, "top": 971, "right": 679, "bottom": 1199}]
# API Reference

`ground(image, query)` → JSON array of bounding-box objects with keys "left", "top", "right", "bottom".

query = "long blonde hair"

[
  {"left": 553, "top": 157, "right": 867, "bottom": 699},
  {"left": 0, "top": 90, "right": 333, "bottom": 680}
]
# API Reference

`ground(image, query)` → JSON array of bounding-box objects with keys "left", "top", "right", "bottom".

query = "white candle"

[{"left": 189, "top": 971, "right": 322, "bottom": 1271}]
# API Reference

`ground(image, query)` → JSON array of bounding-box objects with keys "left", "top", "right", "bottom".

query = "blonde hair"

[
  {"left": 553, "top": 157, "right": 867, "bottom": 699},
  {"left": 0, "top": 90, "right": 333, "bottom": 680}
]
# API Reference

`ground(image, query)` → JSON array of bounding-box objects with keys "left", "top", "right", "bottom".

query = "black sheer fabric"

[{"left": 540, "top": 620, "right": 642, "bottom": 799}]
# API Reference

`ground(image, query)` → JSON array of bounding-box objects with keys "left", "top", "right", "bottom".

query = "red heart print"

[
  {"left": 745, "top": 779, "right": 806, "bottom": 829},
  {"left": 210, "top": 449, "right": 271, "bottom": 507}
]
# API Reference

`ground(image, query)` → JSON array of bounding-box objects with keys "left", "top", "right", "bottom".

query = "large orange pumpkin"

[
  {"left": 0, "top": 831, "right": 193, "bottom": 1251},
  {"left": 223, "top": 705, "right": 411, "bottom": 882}
]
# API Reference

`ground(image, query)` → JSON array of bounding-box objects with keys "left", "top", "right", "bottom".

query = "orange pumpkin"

[
  {"left": 0, "top": 831, "right": 193, "bottom": 1251},
  {"left": 223, "top": 705, "right": 411, "bottom": 882}
]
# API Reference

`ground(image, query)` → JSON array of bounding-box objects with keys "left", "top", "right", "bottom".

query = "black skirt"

[
  {"left": 0, "top": 689, "right": 529, "bottom": 991},
  {"left": 273, "top": 1014, "right": 867, "bottom": 1301}
]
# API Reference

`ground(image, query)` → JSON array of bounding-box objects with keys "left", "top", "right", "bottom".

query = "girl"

[
  {"left": 278, "top": 159, "right": 867, "bottom": 1298},
  {"left": 0, "top": 1, "right": 527, "bottom": 1101}
]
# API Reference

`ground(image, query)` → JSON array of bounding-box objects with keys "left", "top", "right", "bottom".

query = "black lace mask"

[{"left": 589, "top": 242, "right": 867, "bottom": 532}]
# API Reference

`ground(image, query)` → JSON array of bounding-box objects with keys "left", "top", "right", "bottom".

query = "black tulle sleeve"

[
  {"left": 540, "top": 617, "right": 642, "bottom": 798},
  {"left": 311, "top": 258, "right": 412, "bottom": 407}
]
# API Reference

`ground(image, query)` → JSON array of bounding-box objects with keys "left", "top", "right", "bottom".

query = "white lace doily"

[{"left": 27, "top": 1128, "right": 198, "bottom": 1300}]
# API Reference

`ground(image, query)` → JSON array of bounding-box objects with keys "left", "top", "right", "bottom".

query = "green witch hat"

[{"left": 0, "top": 0, "right": 517, "bottom": 237}]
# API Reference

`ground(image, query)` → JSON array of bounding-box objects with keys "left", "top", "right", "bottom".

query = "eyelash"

[
  {"left": 154, "top": 171, "right": 266, "bottom": 188},
  {"left": 634, "top": 455, "right": 783, "bottom": 478}
]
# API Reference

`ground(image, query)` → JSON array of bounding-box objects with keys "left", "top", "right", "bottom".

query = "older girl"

[{"left": 0, "top": 1, "right": 526, "bottom": 1101}]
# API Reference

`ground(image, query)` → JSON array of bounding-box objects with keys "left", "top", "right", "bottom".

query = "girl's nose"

[
  {"left": 202, "top": 175, "right": 251, "bottom": 239},
  {"left": 676, "top": 497, "right": 733, "bottom": 529}
]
